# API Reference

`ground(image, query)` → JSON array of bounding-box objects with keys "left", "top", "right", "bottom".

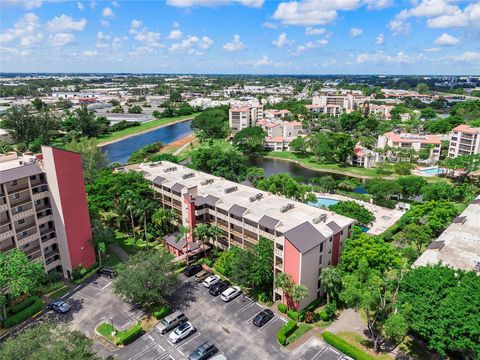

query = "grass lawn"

[
  {"left": 174, "top": 138, "right": 233, "bottom": 161},
  {"left": 114, "top": 231, "right": 162, "bottom": 255},
  {"left": 266, "top": 152, "right": 381, "bottom": 178},
  {"left": 96, "top": 113, "right": 200, "bottom": 145},
  {"left": 334, "top": 331, "right": 393, "bottom": 360},
  {"left": 47, "top": 286, "right": 70, "bottom": 300},
  {"left": 96, "top": 322, "right": 116, "bottom": 342},
  {"left": 287, "top": 324, "right": 313, "bottom": 344},
  {"left": 103, "top": 247, "right": 122, "bottom": 267}
]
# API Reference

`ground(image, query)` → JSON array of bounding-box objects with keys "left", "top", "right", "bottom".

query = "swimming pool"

[
  {"left": 311, "top": 197, "right": 339, "bottom": 208},
  {"left": 418, "top": 167, "right": 447, "bottom": 176}
]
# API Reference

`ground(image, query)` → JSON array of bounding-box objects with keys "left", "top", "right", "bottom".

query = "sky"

[{"left": 0, "top": 0, "right": 479, "bottom": 75}]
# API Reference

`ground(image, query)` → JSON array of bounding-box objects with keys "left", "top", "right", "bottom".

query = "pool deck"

[{"left": 314, "top": 193, "right": 406, "bottom": 236}]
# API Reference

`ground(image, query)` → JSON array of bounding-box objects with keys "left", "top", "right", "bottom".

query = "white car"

[
  {"left": 203, "top": 275, "right": 220, "bottom": 288},
  {"left": 220, "top": 286, "right": 241, "bottom": 302},
  {"left": 168, "top": 321, "right": 195, "bottom": 344}
]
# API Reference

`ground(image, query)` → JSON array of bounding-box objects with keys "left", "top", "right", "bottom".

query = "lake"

[{"left": 101, "top": 120, "right": 193, "bottom": 164}]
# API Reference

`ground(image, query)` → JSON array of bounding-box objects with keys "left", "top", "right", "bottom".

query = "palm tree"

[
  {"left": 176, "top": 225, "right": 191, "bottom": 264},
  {"left": 97, "top": 242, "right": 106, "bottom": 267},
  {"left": 152, "top": 208, "right": 175, "bottom": 238},
  {"left": 319, "top": 266, "right": 342, "bottom": 304},
  {"left": 209, "top": 225, "right": 223, "bottom": 249},
  {"left": 119, "top": 191, "right": 137, "bottom": 242},
  {"left": 136, "top": 199, "right": 157, "bottom": 241}
]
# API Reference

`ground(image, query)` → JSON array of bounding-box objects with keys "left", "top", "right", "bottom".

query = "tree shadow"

[{"left": 166, "top": 280, "right": 199, "bottom": 311}]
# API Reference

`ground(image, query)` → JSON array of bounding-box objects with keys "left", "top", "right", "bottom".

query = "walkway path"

[
  {"left": 172, "top": 135, "right": 194, "bottom": 156},
  {"left": 325, "top": 309, "right": 367, "bottom": 335},
  {"left": 108, "top": 244, "right": 130, "bottom": 262}
]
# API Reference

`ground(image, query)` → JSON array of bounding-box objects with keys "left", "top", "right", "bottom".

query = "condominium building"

[
  {"left": 448, "top": 124, "right": 480, "bottom": 158},
  {"left": 376, "top": 132, "right": 442, "bottom": 165},
  {"left": 127, "top": 161, "right": 355, "bottom": 310},
  {"left": 307, "top": 94, "right": 355, "bottom": 116},
  {"left": 368, "top": 104, "right": 394, "bottom": 120},
  {"left": 0, "top": 147, "right": 96, "bottom": 278},
  {"left": 256, "top": 119, "right": 302, "bottom": 152},
  {"left": 228, "top": 105, "right": 263, "bottom": 132}
]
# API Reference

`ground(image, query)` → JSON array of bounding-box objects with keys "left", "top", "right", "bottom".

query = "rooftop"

[
  {"left": 384, "top": 131, "right": 441, "bottom": 145},
  {"left": 414, "top": 195, "right": 480, "bottom": 274},
  {"left": 452, "top": 124, "right": 480, "bottom": 134},
  {"left": 133, "top": 161, "right": 354, "bottom": 240}
]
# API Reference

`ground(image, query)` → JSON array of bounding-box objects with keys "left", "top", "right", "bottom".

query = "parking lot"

[{"left": 38, "top": 274, "right": 346, "bottom": 360}]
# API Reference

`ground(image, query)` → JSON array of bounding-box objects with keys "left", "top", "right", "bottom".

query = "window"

[
  {"left": 276, "top": 243, "right": 283, "bottom": 251},
  {"left": 16, "top": 206, "right": 23, "bottom": 212},
  {"left": 22, "top": 231, "right": 28, "bottom": 237},
  {"left": 318, "top": 268, "right": 322, "bottom": 277},
  {"left": 11, "top": 180, "right": 17, "bottom": 186},
  {"left": 18, "top": 219, "right": 25, "bottom": 225},
  {"left": 329, "top": 237, "right": 332, "bottom": 243},
  {"left": 341, "top": 230, "right": 344, "bottom": 235},
  {"left": 13, "top": 193, "right": 20, "bottom": 199},
  {"left": 35, "top": 200, "right": 41, "bottom": 206},
  {"left": 30, "top": 175, "right": 36, "bottom": 180},
  {"left": 318, "top": 279, "right": 321, "bottom": 288},
  {"left": 319, "top": 242, "right": 323, "bottom": 253},
  {"left": 319, "top": 255, "right": 323, "bottom": 265}
]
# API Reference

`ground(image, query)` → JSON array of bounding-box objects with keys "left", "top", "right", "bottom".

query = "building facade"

[
  {"left": 128, "top": 161, "right": 355, "bottom": 310},
  {"left": 307, "top": 94, "right": 355, "bottom": 116},
  {"left": 228, "top": 105, "right": 263, "bottom": 132},
  {"left": 448, "top": 124, "right": 480, "bottom": 158},
  {"left": 0, "top": 147, "right": 96, "bottom": 278}
]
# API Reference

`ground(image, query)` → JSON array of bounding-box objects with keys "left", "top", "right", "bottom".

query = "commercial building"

[
  {"left": 414, "top": 196, "right": 480, "bottom": 274},
  {"left": 448, "top": 124, "right": 480, "bottom": 158},
  {"left": 128, "top": 161, "right": 355, "bottom": 310},
  {"left": 0, "top": 147, "right": 96, "bottom": 278},
  {"left": 376, "top": 132, "right": 441, "bottom": 165}
]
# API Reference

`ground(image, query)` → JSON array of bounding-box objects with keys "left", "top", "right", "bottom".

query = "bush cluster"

[
  {"left": 110, "top": 120, "right": 140, "bottom": 132},
  {"left": 277, "top": 303, "right": 287, "bottom": 313},
  {"left": 153, "top": 304, "right": 171, "bottom": 319},
  {"left": 287, "top": 309, "right": 298, "bottom": 321},
  {"left": 115, "top": 323, "right": 143, "bottom": 345},
  {"left": 322, "top": 332, "right": 375, "bottom": 360},
  {"left": 3, "top": 298, "right": 44, "bottom": 328},
  {"left": 8, "top": 296, "right": 40, "bottom": 315},
  {"left": 276, "top": 320, "right": 298, "bottom": 346}
]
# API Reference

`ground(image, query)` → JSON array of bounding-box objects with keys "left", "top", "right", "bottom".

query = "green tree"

[
  {"left": 329, "top": 201, "right": 375, "bottom": 227},
  {"left": 177, "top": 225, "right": 191, "bottom": 264},
  {"left": 114, "top": 251, "right": 179, "bottom": 308},
  {"left": 193, "top": 223, "right": 218, "bottom": 258},
  {"left": 66, "top": 137, "right": 108, "bottom": 183},
  {"left": 92, "top": 226, "right": 116, "bottom": 267},
  {"left": 341, "top": 263, "right": 407, "bottom": 352},
  {"left": 314, "top": 175, "right": 337, "bottom": 193},
  {"left": 319, "top": 266, "right": 343, "bottom": 304},
  {"left": 152, "top": 208, "right": 176, "bottom": 237},
  {"left": 397, "top": 176, "right": 427, "bottom": 199},
  {"left": 340, "top": 233, "right": 402, "bottom": 273},
  {"left": 421, "top": 181, "right": 455, "bottom": 202},
  {"left": 169, "top": 90, "right": 182, "bottom": 103},
  {"left": 135, "top": 198, "right": 157, "bottom": 241},
  {"left": 1, "top": 106, "right": 35, "bottom": 146},
  {"left": 420, "top": 107, "right": 436, "bottom": 119},
  {"left": 128, "top": 105, "right": 142, "bottom": 114},
  {"left": 31, "top": 97, "right": 45, "bottom": 111},
  {"left": 0, "top": 250, "right": 45, "bottom": 319},
  {"left": 251, "top": 237, "right": 274, "bottom": 296},
  {"left": 232, "top": 126, "right": 265, "bottom": 157},
  {"left": 416, "top": 83, "right": 429, "bottom": 94},
  {"left": 256, "top": 173, "right": 315, "bottom": 202},
  {"left": 274, "top": 273, "right": 308, "bottom": 310},
  {"left": 289, "top": 136, "right": 308, "bottom": 155},
  {"left": 393, "top": 223, "right": 432, "bottom": 253},
  {"left": 0, "top": 322, "right": 101, "bottom": 360},
  {"left": 246, "top": 167, "right": 265, "bottom": 186},
  {"left": 404, "top": 201, "right": 458, "bottom": 235},
  {"left": 399, "top": 265, "right": 480, "bottom": 358},
  {"left": 191, "top": 107, "right": 229, "bottom": 139},
  {"left": 71, "top": 105, "right": 100, "bottom": 137},
  {"left": 365, "top": 178, "right": 402, "bottom": 201}
]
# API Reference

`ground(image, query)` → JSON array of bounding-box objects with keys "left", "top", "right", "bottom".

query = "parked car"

[
  {"left": 168, "top": 321, "right": 196, "bottom": 343},
  {"left": 155, "top": 311, "right": 187, "bottom": 335},
  {"left": 220, "top": 286, "right": 241, "bottom": 302},
  {"left": 188, "top": 341, "right": 218, "bottom": 360},
  {"left": 202, "top": 275, "right": 220, "bottom": 288},
  {"left": 184, "top": 264, "right": 203, "bottom": 277},
  {"left": 252, "top": 309, "right": 274, "bottom": 327},
  {"left": 194, "top": 269, "right": 211, "bottom": 283},
  {"left": 209, "top": 281, "right": 229, "bottom": 296},
  {"left": 48, "top": 300, "right": 71, "bottom": 314},
  {"left": 97, "top": 267, "right": 116, "bottom": 278}
]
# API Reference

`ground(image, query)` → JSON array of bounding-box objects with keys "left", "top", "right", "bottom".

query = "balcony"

[
  {"left": 24, "top": 245, "right": 41, "bottom": 257},
  {"left": 17, "top": 233, "right": 39, "bottom": 247},
  {"left": 0, "top": 203, "right": 8, "bottom": 212},
  {"left": 37, "top": 214, "right": 54, "bottom": 226},
  {"left": 15, "top": 222, "right": 37, "bottom": 234},
  {"left": 45, "top": 258, "right": 61, "bottom": 270},
  {"left": 6, "top": 183, "right": 29, "bottom": 194},
  {"left": 9, "top": 196, "right": 32, "bottom": 209},
  {"left": 44, "top": 249, "right": 60, "bottom": 260},
  {"left": 11, "top": 208, "right": 35, "bottom": 222},
  {"left": 32, "top": 191, "right": 49, "bottom": 202},
  {"left": 42, "top": 237, "right": 57, "bottom": 248},
  {"left": 275, "top": 248, "right": 283, "bottom": 257},
  {"left": 0, "top": 242, "right": 16, "bottom": 252},
  {"left": 40, "top": 227, "right": 55, "bottom": 237},
  {"left": 0, "top": 229, "right": 14, "bottom": 241}
]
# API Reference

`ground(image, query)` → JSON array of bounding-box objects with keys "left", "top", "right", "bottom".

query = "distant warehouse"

[{"left": 414, "top": 195, "right": 480, "bottom": 274}]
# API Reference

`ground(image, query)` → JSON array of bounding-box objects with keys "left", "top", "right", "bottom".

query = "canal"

[{"left": 101, "top": 120, "right": 193, "bottom": 164}]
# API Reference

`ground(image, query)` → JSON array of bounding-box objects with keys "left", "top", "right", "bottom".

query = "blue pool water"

[
  {"left": 310, "top": 197, "right": 339, "bottom": 208},
  {"left": 101, "top": 119, "right": 193, "bottom": 164},
  {"left": 419, "top": 167, "right": 447, "bottom": 175}
]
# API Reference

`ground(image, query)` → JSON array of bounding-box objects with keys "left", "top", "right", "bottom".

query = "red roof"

[
  {"left": 384, "top": 132, "right": 441, "bottom": 145},
  {"left": 265, "top": 136, "right": 284, "bottom": 143},
  {"left": 230, "top": 107, "right": 249, "bottom": 112},
  {"left": 452, "top": 124, "right": 480, "bottom": 134}
]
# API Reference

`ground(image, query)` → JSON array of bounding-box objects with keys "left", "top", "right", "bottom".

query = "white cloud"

[
  {"left": 243, "top": 55, "right": 291, "bottom": 67},
  {"left": 46, "top": 15, "right": 86, "bottom": 33},
  {"left": 89, "top": 1, "right": 96, "bottom": 10},
  {"left": 434, "top": 33, "right": 460, "bottom": 46},
  {"left": 166, "top": 0, "right": 264, "bottom": 8},
  {"left": 363, "top": 0, "right": 393, "bottom": 10},
  {"left": 82, "top": 49, "right": 98, "bottom": 57},
  {"left": 97, "top": 31, "right": 110, "bottom": 41},
  {"left": 350, "top": 27, "right": 363, "bottom": 37},
  {"left": 48, "top": 33, "right": 74, "bottom": 47},
  {"left": 223, "top": 34, "right": 245, "bottom": 52},
  {"left": 135, "top": 30, "right": 162, "bottom": 47},
  {"left": 448, "top": 51, "right": 480, "bottom": 63},
  {"left": 356, "top": 51, "right": 418, "bottom": 64},
  {"left": 2, "top": 0, "right": 42, "bottom": 10},
  {"left": 388, "top": 18, "right": 411, "bottom": 35},
  {"left": 376, "top": 33, "right": 384, "bottom": 45},
  {"left": 112, "top": 1, "right": 120, "bottom": 7},
  {"left": 272, "top": 32, "right": 294, "bottom": 48},
  {"left": 305, "top": 27, "right": 326, "bottom": 36},
  {"left": 0, "top": 13, "right": 43, "bottom": 47},
  {"left": 130, "top": 20, "right": 143, "bottom": 34},
  {"left": 102, "top": 7, "right": 114, "bottom": 17},
  {"left": 273, "top": 0, "right": 361, "bottom": 26},
  {"left": 423, "top": 47, "right": 441, "bottom": 52},
  {"left": 291, "top": 38, "right": 328, "bottom": 55},
  {"left": 261, "top": 21, "right": 278, "bottom": 29},
  {"left": 77, "top": 2, "right": 84, "bottom": 10},
  {"left": 427, "top": 3, "right": 480, "bottom": 29},
  {"left": 0, "top": 46, "right": 29, "bottom": 58},
  {"left": 169, "top": 35, "right": 213, "bottom": 53},
  {"left": 100, "top": 19, "right": 109, "bottom": 27},
  {"left": 167, "top": 29, "right": 183, "bottom": 39}
]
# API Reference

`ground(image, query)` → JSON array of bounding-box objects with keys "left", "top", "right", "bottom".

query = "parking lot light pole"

[{"left": 111, "top": 318, "right": 116, "bottom": 336}]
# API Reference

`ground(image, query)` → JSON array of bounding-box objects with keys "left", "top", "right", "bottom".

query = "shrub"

[
  {"left": 153, "top": 304, "right": 171, "bottom": 319},
  {"left": 299, "top": 297, "right": 323, "bottom": 321},
  {"left": 278, "top": 303, "right": 287, "bottom": 313},
  {"left": 325, "top": 302, "right": 337, "bottom": 319},
  {"left": 3, "top": 298, "right": 43, "bottom": 328},
  {"left": 203, "top": 258, "right": 213, "bottom": 267},
  {"left": 319, "top": 310, "right": 330, "bottom": 322},
  {"left": 257, "top": 292, "right": 271, "bottom": 304},
  {"left": 115, "top": 323, "right": 143, "bottom": 345},
  {"left": 304, "top": 311, "right": 316, "bottom": 324},
  {"left": 285, "top": 320, "right": 298, "bottom": 337},
  {"left": 8, "top": 296, "right": 40, "bottom": 315},
  {"left": 41, "top": 281, "right": 64, "bottom": 295},
  {"left": 287, "top": 309, "right": 299, "bottom": 321},
  {"left": 277, "top": 328, "right": 287, "bottom": 346},
  {"left": 72, "top": 266, "right": 100, "bottom": 285},
  {"left": 322, "top": 331, "right": 376, "bottom": 360}
]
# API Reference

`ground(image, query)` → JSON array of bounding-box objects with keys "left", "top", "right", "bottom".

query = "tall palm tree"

[
  {"left": 176, "top": 225, "right": 191, "bottom": 264},
  {"left": 118, "top": 195, "right": 136, "bottom": 241},
  {"left": 136, "top": 199, "right": 157, "bottom": 241},
  {"left": 152, "top": 208, "right": 175, "bottom": 238},
  {"left": 319, "top": 266, "right": 342, "bottom": 304}
]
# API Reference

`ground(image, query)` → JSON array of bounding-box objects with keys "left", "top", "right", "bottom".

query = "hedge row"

[
  {"left": 153, "top": 304, "right": 171, "bottom": 319},
  {"left": 72, "top": 266, "right": 100, "bottom": 285},
  {"left": 3, "top": 298, "right": 44, "bottom": 328},
  {"left": 276, "top": 320, "right": 298, "bottom": 346},
  {"left": 322, "top": 332, "right": 376, "bottom": 360},
  {"left": 287, "top": 309, "right": 298, "bottom": 321},
  {"left": 115, "top": 323, "right": 143, "bottom": 345},
  {"left": 8, "top": 296, "right": 40, "bottom": 315},
  {"left": 278, "top": 303, "right": 287, "bottom": 313}
]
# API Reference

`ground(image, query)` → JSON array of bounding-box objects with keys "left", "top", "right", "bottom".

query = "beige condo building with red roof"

[{"left": 448, "top": 125, "right": 480, "bottom": 158}]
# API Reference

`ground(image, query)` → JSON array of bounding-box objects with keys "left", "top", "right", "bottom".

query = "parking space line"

[
  {"left": 128, "top": 342, "right": 157, "bottom": 360},
  {"left": 157, "top": 343, "right": 165, "bottom": 352},
  {"left": 224, "top": 295, "right": 245, "bottom": 308},
  {"left": 153, "top": 353, "right": 170, "bottom": 360},
  {"left": 148, "top": 335, "right": 154, "bottom": 341},
  {"left": 177, "top": 348, "right": 184, "bottom": 357},
  {"left": 257, "top": 316, "right": 279, "bottom": 332},
  {"left": 177, "top": 331, "right": 200, "bottom": 349},
  {"left": 245, "top": 308, "right": 263, "bottom": 324},
  {"left": 233, "top": 301, "right": 256, "bottom": 316},
  {"left": 312, "top": 346, "right": 329, "bottom": 360}
]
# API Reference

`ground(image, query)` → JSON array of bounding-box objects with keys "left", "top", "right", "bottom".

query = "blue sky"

[{"left": 1, "top": 0, "right": 479, "bottom": 74}]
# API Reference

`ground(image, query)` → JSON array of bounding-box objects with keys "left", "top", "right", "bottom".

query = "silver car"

[
  {"left": 168, "top": 321, "right": 196, "bottom": 343},
  {"left": 155, "top": 311, "right": 187, "bottom": 335}
]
